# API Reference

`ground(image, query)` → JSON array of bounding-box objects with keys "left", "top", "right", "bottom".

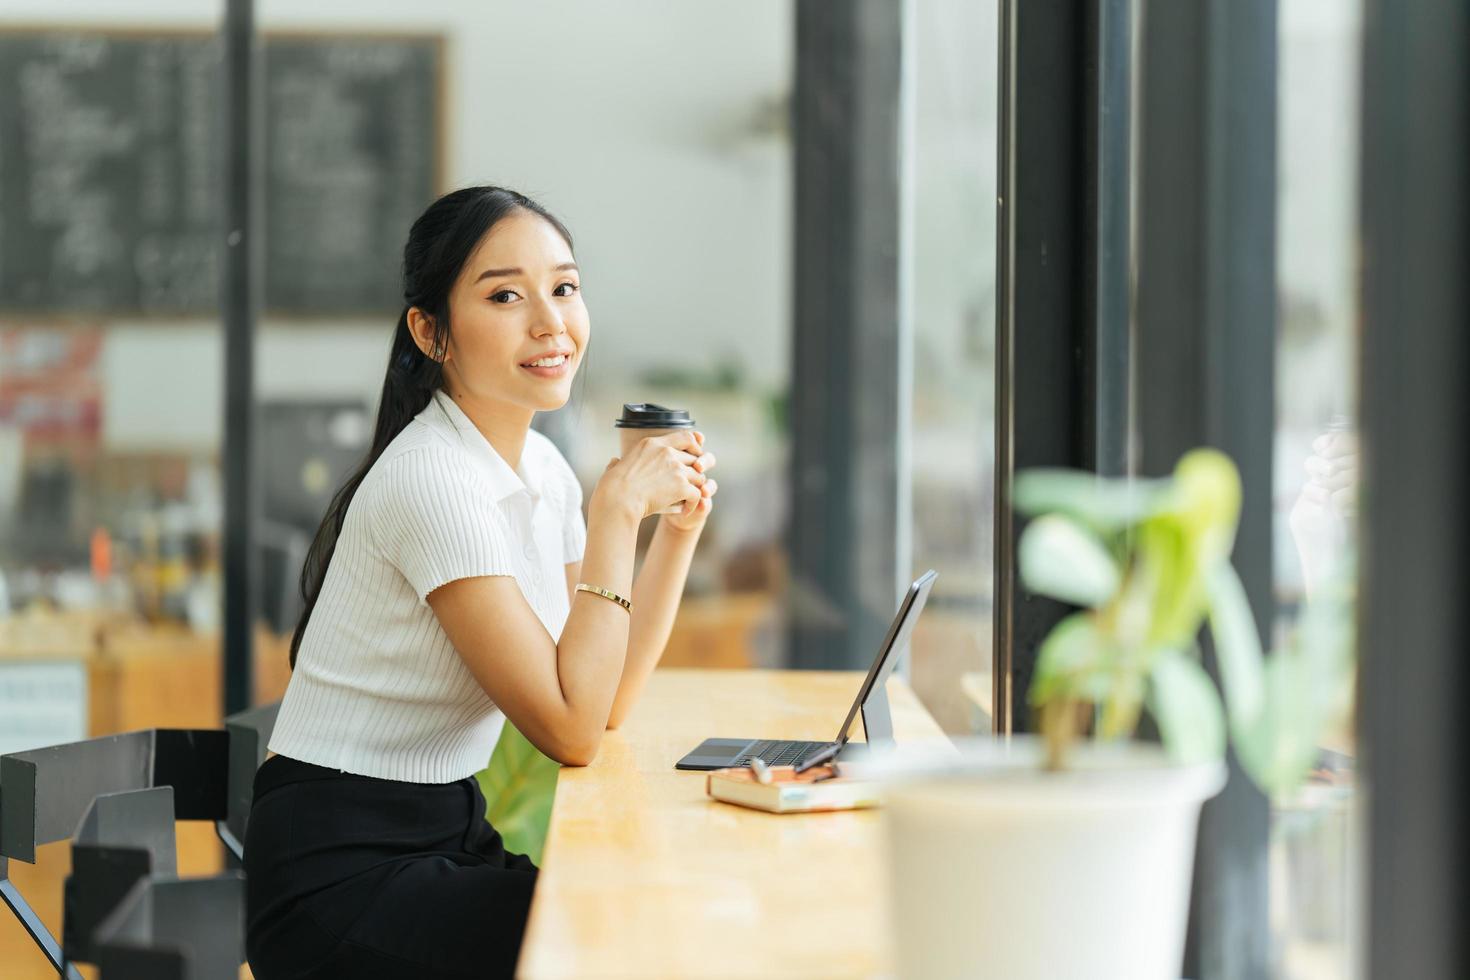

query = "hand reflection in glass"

[{"left": 1287, "top": 423, "right": 1358, "bottom": 598}]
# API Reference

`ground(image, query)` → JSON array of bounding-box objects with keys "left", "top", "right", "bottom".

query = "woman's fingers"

[
  {"left": 630, "top": 432, "right": 714, "bottom": 519},
  {"left": 652, "top": 430, "right": 703, "bottom": 455},
  {"left": 682, "top": 491, "right": 712, "bottom": 518},
  {"left": 682, "top": 480, "right": 703, "bottom": 514},
  {"left": 1299, "top": 483, "right": 1331, "bottom": 506}
]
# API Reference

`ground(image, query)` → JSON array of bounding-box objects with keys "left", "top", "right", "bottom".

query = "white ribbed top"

[{"left": 268, "top": 389, "right": 587, "bottom": 783}]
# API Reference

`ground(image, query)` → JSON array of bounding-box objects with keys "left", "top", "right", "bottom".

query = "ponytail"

[{"left": 290, "top": 312, "right": 442, "bottom": 667}]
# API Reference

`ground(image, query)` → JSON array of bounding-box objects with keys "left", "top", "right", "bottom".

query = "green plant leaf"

[
  {"left": 1148, "top": 649, "right": 1226, "bottom": 765},
  {"left": 1137, "top": 518, "right": 1208, "bottom": 648},
  {"left": 1014, "top": 469, "right": 1167, "bottom": 529},
  {"left": 1028, "top": 612, "right": 1110, "bottom": 707},
  {"left": 1169, "top": 449, "right": 1243, "bottom": 569},
  {"left": 474, "top": 723, "right": 561, "bottom": 865},
  {"left": 1230, "top": 559, "right": 1357, "bottom": 797},
  {"left": 1206, "top": 564, "right": 1265, "bottom": 735},
  {"left": 1139, "top": 450, "right": 1243, "bottom": 648},
  {"left": 1235, "top": 655, "right": 1325, "bottom": 797},
  {"left": 1018, "top": 514, "right": 1122, "bottom": 608}
]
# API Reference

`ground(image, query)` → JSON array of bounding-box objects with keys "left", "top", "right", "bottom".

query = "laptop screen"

[{"left": 831, "top": 569, "right": 938, "bottom": 744}]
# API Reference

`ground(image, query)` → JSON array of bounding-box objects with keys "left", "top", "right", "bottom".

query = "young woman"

[{"left": 243, "top": 186, "right": 718, "bottom": 979}]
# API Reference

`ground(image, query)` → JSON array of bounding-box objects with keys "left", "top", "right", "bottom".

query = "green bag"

[{"left": 474, "top": 723, "right": 561, "bottom": 865}]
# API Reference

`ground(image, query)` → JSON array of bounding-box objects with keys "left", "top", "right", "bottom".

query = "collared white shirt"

[{"left": 269, "top": 388, "right": 587, "bottom": 783}]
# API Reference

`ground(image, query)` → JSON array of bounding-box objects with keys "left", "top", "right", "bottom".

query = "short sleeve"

[
  {"left": 561, "top": 464, "right": 587, "bottom": 564},
  {"left": 371, "top": 450, "right": 517, "bottom": 600}
]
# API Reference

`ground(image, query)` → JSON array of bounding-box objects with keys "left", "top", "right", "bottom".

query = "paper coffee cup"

[{"left": 615, "top": 403, "right": 697, "bottom": 516}]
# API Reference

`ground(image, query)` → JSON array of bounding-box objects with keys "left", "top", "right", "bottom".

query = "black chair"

[
  {"left": 89, "top": 874, "right": 245, "bottom": 979},
  {"left": 61, "top": 783, "right": 246, "bottom": 977},
  {"left": 0, "top": 725, "right": 241, "bottom": 977},
  {"left": 65, "top": 785, "right": 180, "bottom": 966},
  {"left": 218, "top": 700, "right": 280, "bottom": 860}
]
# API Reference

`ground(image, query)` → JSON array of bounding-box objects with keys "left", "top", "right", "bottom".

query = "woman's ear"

[{"left": 406, "top": 307, "right": 445, "bottom": 362}]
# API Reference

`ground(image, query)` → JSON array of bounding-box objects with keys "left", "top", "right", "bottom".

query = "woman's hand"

[
  {"left": 590, "top": 430, "right": 707, "bottom": 522},
  {"left": 661, "top": 433, "right": 717, "bottom": 533},
  {"left": 1288, "top": 425, "right": 1358, "bottom": 597}
]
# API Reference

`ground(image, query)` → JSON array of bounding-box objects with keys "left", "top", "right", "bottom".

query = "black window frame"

[
  {"left": 788, "top": 0, "right": 912, "bottom": 670},
  {"left": 221, "top": 0, "right": 264, "bottom": 717},
  {"left": 993, "top": 0, "right": 1119, "bottom": 735},
  {"left": 1358, "top": 0, "right": 1470, "bottom": 975}
]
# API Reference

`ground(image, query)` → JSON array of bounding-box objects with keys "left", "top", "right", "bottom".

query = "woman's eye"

[
  {"left": 490, "top": 290, "right": 518, "bottom": 304},
  {"left": 554, "top": 281, "right": 579, "bottom": 297}
]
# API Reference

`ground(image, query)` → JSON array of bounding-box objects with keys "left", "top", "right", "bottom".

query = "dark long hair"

[{"left": 290, "top": 186, "right": 575, "bottom": 668}]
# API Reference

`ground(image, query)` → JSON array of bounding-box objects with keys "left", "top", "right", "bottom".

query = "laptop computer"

[{"left": 674, "top": 569, "right": 938, "bottom": 771}]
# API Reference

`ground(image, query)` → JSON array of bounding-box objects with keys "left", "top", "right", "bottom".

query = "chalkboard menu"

[{"left": 0, "top": 30, "right": 441, "bottom": 317}]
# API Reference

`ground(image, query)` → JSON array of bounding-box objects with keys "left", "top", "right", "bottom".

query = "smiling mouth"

[{"left": 520, "top": 353, "right": 571, "bottom": 368}]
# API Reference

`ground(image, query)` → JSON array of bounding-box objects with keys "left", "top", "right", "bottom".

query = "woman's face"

[{"left": 433, "top": 210, "right": 588, "bottom": 414}]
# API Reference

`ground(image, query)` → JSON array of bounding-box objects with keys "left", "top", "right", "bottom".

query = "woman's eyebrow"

[{"left": 473, "top": 262, "right": 578, "bottom": 284}]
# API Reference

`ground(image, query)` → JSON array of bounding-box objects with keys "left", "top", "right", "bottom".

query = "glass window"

[
  {"left": 1273, "top": 0, "right": 1363, "bottom": 975},
  {"left": 908, "top": 0, "right": 999, "bottom": 734}
]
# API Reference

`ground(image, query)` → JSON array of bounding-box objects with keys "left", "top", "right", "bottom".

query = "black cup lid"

[{"left": 615, "top": 403, "right": 695, "bottom": 428}]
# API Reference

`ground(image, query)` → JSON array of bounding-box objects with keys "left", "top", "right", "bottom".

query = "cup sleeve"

[{"left": 374, "top": 453, "right": 517, "bottom": 600}]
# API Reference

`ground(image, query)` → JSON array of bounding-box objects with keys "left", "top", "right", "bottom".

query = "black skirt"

[{"left": 243, "top": 753, "right": 538, "bottom": 980}]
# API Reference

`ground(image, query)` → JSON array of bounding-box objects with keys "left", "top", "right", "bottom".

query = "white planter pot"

[{"left": 873, "top": 737, "right": 1226, "bottom": 980}]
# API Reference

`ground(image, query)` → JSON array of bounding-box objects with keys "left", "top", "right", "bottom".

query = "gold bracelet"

[{"left": 575, "top": 583, "right": 632, "bottom": 613}]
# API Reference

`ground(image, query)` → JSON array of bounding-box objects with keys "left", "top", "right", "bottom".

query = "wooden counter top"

[{"left": 517, "top": 668, "right": 950, "bottom": 979}]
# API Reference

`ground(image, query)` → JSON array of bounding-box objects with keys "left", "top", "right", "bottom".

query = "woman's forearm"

[
  {"left": 606, "top": 517, "right": 702, "bottom": 728},
  {"left": 555, "top": 496, "right": 642, "bottom": 757}
]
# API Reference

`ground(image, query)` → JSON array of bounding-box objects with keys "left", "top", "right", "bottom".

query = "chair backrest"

[
  {"left": 0, "top": 728, "right": 228, "bottom": 864},
  {"left": 91, "top": 874, "right": 245, "bottom": 980},
  {"left": 2, "top": 732, "right": 152, "bottom": 864},
  {"left": 65, "top": 787, "right": 178, "bottom": 964},
  {"left": 73, "top": 786, "right": 178, "bottom": 875},
  {"left": 218, "top": 701, "right": 280, "bottom": 859}
]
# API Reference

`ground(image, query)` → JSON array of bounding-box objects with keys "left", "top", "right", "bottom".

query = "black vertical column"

[
  {"left": 221, "top": 0, "right": 263, "bottom": 715},
  {"left": 1085, "top": 0, "right": 1134, "bottom": 480},
  {"left": 994, "top": 0, "right": 1122, "bottom": 733},
  {"left": 789, "top": 0, "right": 908, "bottom": 669},
  {"left": 1135, "top": 1, "right": 1277, "bottom": 976},
  {"left": 1359, "top": 1, "right": 1470, "bottom": 976}
]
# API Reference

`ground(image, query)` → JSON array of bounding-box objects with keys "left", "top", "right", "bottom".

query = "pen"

[
  {"left": 749, "top": 757, "right": 774, "bottom": 785},
  {"left": 794, "top": 741, "right": 841, "bottom": 774}
]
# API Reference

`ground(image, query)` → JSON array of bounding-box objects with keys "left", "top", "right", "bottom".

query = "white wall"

[
  {"left": 100, "top": 321, "right": 392, "bottom": 449},
  {"left": 1, "top": 1, "right": 793, "bottom": 451}
]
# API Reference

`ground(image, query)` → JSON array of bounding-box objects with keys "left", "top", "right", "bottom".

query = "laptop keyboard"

[{"left": 732, "top": 740, "right": 832, "bottom": 768}]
